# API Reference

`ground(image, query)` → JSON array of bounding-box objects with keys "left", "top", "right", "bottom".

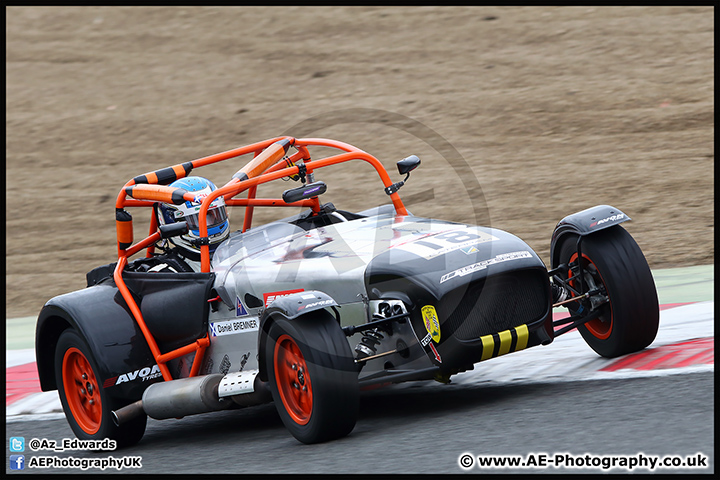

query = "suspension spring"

[{"left": 355, "top": 329, "right": 385, "bottom": 358}]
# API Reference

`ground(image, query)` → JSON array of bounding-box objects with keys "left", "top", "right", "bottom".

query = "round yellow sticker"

[{"left": 421, "top": 305, "right": 441, "bottom": 343}]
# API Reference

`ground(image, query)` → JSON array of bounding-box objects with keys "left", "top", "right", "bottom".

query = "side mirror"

[
  {"left": 397, "top": 155, "right": 421, "bottom": 176},
  {"left": 385, "top": 156, "right": 421, "bottom": 196}
]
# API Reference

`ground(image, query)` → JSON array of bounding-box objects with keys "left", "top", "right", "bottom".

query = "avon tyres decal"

[
  {"left": 103, "top": 365, "right": 162, "bottom": 388},
  {"left": 298, "top": 299, "right": 334, "bottom": 311},
  {"left": 210, "top": 318, "right": 259, "bottom": 336},
  {"left": 589, "top": 213, "right": 625, "bottom": 228},
  {"left": 439, "top": 251, "right": 533, "bottom": 284}
]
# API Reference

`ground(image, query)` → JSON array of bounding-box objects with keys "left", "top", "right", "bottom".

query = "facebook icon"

[{"left": 10, "top": 455, "right": 25, "bottom": 470}]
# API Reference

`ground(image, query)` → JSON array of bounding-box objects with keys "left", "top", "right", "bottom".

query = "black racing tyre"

[
  {"left": 265, "top": 310, "right": 359, "bottom": 444},
  {"left": 557, "top": 226, "right": 659, "bottom": 358},
  {"left": 54, "top": 329, "right": 147, "bottom": 448}
]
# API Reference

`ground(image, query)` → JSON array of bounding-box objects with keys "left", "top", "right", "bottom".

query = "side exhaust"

[
  {"left": 230, "top": 376, "right": 273, "bottom": 407},
  {"left": 112, "top": 400, "right": 144, "bottom": 427},
  {"left": 112, "top": 374, "right": 230, "bottom": 426}
]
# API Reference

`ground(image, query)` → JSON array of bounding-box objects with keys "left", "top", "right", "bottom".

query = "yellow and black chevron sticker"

[{"left": 479, "top": 324, "right": 529, "bottom": 361}]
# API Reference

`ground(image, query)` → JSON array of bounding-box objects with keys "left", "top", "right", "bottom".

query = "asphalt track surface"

[{"left": 5, "top": 372, "right": 713, "bottom": 474}]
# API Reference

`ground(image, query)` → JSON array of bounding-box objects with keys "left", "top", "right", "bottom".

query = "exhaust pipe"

[
  {"left": 230, "top": 376, "right": 273, "bottom": 407},
  {"left": 112, "top": 400, "right": 144, "bottom": 427},
  {"left": 112, "top": 374, "right": 230, "bottom": 426}
]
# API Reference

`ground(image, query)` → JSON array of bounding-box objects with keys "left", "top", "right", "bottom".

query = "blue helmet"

[{"left": 157, "top": 176, "right": 229, "bottom": 257}]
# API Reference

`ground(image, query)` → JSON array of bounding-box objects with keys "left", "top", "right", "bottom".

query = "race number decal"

[{"left": 398, "top": 229, "right": 496, "bottom": 260}]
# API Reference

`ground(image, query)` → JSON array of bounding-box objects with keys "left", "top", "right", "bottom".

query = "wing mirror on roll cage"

[
  {"left": 397, "top": 155, "right": 421, "bottom": 176},
  {"left": 385, "top": 155, "right": 421, "bottom": 195}
]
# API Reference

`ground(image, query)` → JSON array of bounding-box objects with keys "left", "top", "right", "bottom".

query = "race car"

[{"left": 35, "top": 136, "right": 659, "bottom": 446}]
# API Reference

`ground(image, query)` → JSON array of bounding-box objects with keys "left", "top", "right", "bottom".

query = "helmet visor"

[{"left": 184, "top": 206, "right": 228, "bottom": 230}]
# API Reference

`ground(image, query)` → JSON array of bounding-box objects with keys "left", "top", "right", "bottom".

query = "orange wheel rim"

[
  {"left": 274, "top": 334, "right": 313, "bottom": 425},
  {"left": 568, "top": 253, "right": 613, "bottom": 339},
  {"left": 62, "top": 347, "right": 102, "bottom": 434}
]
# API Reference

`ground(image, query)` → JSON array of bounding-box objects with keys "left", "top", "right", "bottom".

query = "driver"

[{"left": 148, "top": 176, "right": 230, "bottom": 273}]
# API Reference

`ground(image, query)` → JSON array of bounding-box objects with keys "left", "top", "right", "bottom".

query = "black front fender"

[
  {"left": 257, "top": 290, "right": 340, "bottom": 381},
  {"left": 550, "top": 205, "right": 630, "bottom": 268}
]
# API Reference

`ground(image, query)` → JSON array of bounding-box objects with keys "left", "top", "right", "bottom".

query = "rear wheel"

[
  {"left": 557, "top": 226, "right": 659, "bottom": 358},
  {"left": 265, "top": 311, "right": 359, "bottom": 444},
  {"left": 55, "top": 329, "right": 146, "bottom": 448}
]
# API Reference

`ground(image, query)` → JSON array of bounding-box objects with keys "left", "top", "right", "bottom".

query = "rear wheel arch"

[
  {"left": 36, "top": 286, "right": 158, "bottom": 402},
  {"left": 36, "top": 311, "right": 75, "bottom": 391}
]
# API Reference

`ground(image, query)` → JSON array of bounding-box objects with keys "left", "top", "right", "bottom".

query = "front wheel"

[
  {"left": 54, "top": 329, "right": 147, "bottom": 448},
  {"left": 265, "top": 311, "right": 359, "bottom": 444},
  {"left": 556, "top": 226, "right": 659, "bottom": 358}
]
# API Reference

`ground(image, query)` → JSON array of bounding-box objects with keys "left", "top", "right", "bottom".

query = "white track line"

[{"left": 6, "top": 349, "right": 36, "bottom": 368}]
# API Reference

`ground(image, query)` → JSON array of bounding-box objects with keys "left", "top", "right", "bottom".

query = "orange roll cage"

[{"left": 112, "top": 137, "right": 409, "bottom": 383}]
